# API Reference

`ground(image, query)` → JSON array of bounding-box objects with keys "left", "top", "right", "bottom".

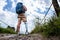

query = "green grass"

[
  {"left": 31, "top": 15, "right": 60, "bottom": 37},
  {"left": 0, "top": 27, "right": 17, "bottom": 34}
]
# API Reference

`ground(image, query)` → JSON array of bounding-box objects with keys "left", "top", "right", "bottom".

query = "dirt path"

[
  {"left": 0, "top": 34, "right": 43, "bottom": 40},
  {"left": 0, "top": 34, "right": 60, "bottom": 40}
]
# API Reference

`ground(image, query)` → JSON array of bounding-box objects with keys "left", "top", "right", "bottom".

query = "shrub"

[
  {"left": 0, "top": 27, "right": 17, "bottom": 34},
  {"left": 31, "top": 16, "right": 60, "bottom": 37}
]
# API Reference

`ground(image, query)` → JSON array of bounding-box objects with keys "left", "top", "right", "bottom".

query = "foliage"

[
  {"left": 31, "top": 16, "right": 60, "bottom": 37},
  {"left": 0, "top": 27, "right": 17, "bottom": 34}
]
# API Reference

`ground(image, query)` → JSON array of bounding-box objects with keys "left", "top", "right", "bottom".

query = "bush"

[
  {"left": 0, "top": 27, "right": 17, "bottom": 34},
  {"left": 31, "top": 16, "right": 60, "bottom": 37}
]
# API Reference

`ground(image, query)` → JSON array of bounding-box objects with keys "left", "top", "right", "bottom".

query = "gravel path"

[
  {"left": 0, "top": 34, "right": 60, "bottom": 40},
  {"left": 0, "top": 34, "right": 43, "bottom": 40}
]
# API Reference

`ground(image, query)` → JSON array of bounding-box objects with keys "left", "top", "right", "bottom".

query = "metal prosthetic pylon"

[{"left": 24, "top": 22, "right": 29, "bottom": 34}]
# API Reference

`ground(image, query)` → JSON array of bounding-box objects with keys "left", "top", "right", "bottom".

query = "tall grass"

[{"left": 31, "top": 16, "right": 60, "bottom": 37}]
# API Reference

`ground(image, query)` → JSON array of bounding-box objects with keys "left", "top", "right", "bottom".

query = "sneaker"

[
  {"left": 25, "top": 32, "right": 29, "bottom": 35},
  {"left": 17, "top": 32, "right": 21, "bottom": 36}
]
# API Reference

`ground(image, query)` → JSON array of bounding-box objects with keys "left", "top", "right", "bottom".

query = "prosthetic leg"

[{"left": 24, "top": 22, "right": 29, "bottom": 34}]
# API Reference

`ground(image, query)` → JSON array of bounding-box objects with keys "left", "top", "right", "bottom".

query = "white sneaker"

[
  {"left": 17, "top": 32, "right": 21, "bottom": 36},
  {"left": 25, "top": 32, "right": 29, "bottom": 35}
]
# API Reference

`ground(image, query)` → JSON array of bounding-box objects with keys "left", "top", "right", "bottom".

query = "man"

[{"left": 16, "top": 2, "right": 27, "bottom": 34}]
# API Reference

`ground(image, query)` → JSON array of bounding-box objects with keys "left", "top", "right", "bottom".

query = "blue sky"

[
  {"left": 0, "top": 0, "right": 60, "bottom": 34},
  {"left": 3, "top": 0, "right": 12, "bottom": 11}
]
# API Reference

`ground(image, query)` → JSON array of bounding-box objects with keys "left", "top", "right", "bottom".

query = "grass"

[
  {"left": 0, "top": 27, "right": 17, "bottom": 34},
  {"left": 31, "top": 15, "right": 60, "bottom": 37}
]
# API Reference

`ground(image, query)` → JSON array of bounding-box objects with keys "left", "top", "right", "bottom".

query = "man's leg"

[
  {"left": 22, "top": 18, "right": 29, "bottom": 34},
  {"left": 16, "top": 18, "right": 21, "bottom": 33}
]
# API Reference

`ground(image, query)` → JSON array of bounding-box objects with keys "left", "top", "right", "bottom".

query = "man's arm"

[{"left": 23, "top": 5, "right": 27, "bottom": 11}]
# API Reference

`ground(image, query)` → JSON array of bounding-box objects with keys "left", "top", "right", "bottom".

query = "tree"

[{"left": 52, "top": 0, "right": 60, "bottom": 17}]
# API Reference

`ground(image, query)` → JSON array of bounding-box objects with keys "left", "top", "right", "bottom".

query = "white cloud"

[
  {"left": 57, "top": 0, "right": 60, "bottom": 6},
  {"left": 0, "top": 0, "right": 7, "bottom": 13},
  {"left": 11, "top": 0, "right": 16, "bottom": 8}
]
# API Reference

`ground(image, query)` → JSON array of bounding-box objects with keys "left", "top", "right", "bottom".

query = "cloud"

[
  {"left": 57, "top": 0, "right": 60, "bottom": 6},
  {"left": 0, "top": 0, "right": 7, "bottom": 12}
]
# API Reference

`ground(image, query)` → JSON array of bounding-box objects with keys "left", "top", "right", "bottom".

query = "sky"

[{"left": 0, "top": 0, "right": 60, "bottom": 34}]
